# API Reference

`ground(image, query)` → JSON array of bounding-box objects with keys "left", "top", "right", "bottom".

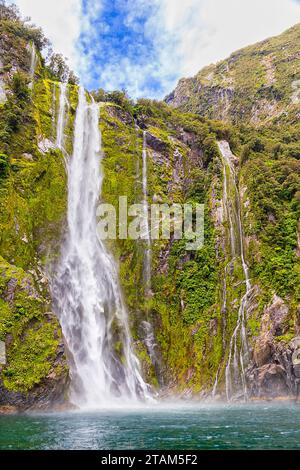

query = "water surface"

[{"left": 1, "top": 402, "right": 300, "bottom": 450}]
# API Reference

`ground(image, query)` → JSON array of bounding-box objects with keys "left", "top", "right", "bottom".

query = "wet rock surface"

[
  {"left": 248, "top": 295, "right": 300, "bottom": 399},
  {"left": 145, "top": 132, "right": 170, "bottom": 154}
]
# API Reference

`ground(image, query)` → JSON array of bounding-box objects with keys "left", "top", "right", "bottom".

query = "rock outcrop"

[{"left": 248, "top": 296, "right": 300, "bottom": 398}]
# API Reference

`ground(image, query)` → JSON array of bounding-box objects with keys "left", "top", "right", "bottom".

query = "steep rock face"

[
  {"left": 0, "top": 335, "right": 68, "bottom": 411},
  {"left": 166, "top": 24, "right": 300, "bottom": 125},
  {"left": 166, "top": 23, "right": 300, "bottom": 400},
  {"left": 100, "top": 101, "right": 223, "bottom": 392},
  {"left": 239, "top": 138, "right": 300, "bottom": 399},
  {"left": 0, "top": 9, "right": 71, "bottom": 410},
  {"left": 0, "top": 256, "right": 69, "bottom": 410},
  {"left": 248, "top": 296, "right": 300, "bottom": 397},
  {"left": 100, "top": 103, "right": 298, "bottom": 400},
  {"left": 253, "top": 295, "right": 290, "bottom": 367}
]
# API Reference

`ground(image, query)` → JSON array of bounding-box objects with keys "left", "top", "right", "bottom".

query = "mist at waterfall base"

[{"left": 1, "top": 403, "right": 300, "bottom": 450}]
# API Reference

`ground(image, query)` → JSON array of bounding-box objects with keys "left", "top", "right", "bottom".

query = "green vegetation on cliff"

[
  {"left": 0, "top": 4, "right": 71, "bottom": 403},
  {"left": 0, "top": 2, "right": 299, "bottom": 406},
  {"left": 98, "top": 98, "right": 226, "bottom": 390},
  {"left": 166, "top": 23, "right": 300, "bottom": 126}
]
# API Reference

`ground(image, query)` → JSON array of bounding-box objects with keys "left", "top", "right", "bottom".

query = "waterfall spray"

[{"left": 52, "top": 87, "right": 151, "bottom": 408}]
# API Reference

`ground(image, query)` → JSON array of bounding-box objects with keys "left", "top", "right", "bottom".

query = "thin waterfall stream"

[
  {"left": 52, "top": 86, "right": 151, "bottom": 408},
  {"left": 28, "top": 42, "right": 37, "bottom": 90},
  {"left": 141, "top": 131, "right": 160, "bottom": 382},
  {"left": 56, "top": 82, "right": 69, "bottom": 151},
  {"left": 142, "top": 130, "right": 151, "bottom": 294},
  {"left": 218, "top": 141, "right": 252, "bottom": 401}
]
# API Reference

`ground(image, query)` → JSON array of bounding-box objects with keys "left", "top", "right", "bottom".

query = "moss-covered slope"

[
  {"left": 166, "top": 24, "right": 300, "bottom": 126},
  {"left": 0, "top": 8, "right": 71, "bottom": 409}
]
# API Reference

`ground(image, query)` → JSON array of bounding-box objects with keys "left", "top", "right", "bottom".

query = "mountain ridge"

[{"left": 166, "top": 23, "right": 300, "bottom": 126}]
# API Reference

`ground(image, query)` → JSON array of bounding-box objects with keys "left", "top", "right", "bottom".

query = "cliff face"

[
  {"left": 0, "top": 6, "right": 299, "bottom": 409},
  {"left": 166, "top": 24, "right": 300, "bottom": 126},
  {"left": 100, "top": 102, "right": 223, "bottom": 394},
  {"left": 0, "top": 10, "right": 71, "bottom": 410},
  {"left": 164, "top": 23, "right": 300, "bottom": 399}
]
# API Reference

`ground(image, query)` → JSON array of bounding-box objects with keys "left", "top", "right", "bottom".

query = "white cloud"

[
  {"left": 152, "top": 0, "right": 300, "bottom": 83},
  {"left": 10, "top": 0, "right": 82, "bottom": 72},
  {"left": 164, "top": 0, "right": 300, "bottom": 78},
  {"left": 8, "top": 0, "right": 300, "bottom": 98},
  {"left": 95, "top": 0, "right": 300, "bottom": 98}
]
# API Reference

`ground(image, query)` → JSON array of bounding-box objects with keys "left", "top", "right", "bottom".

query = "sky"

[{"left": 8, "top": 0, "right": 300, "bottom": 99}]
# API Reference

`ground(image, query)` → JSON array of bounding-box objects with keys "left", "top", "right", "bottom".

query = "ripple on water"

[{"left": 0, "top": 403, "right": 300, "bottom": 450}]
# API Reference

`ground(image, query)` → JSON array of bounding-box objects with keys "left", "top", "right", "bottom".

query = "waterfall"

[
  {"left": 56, "top": 82, "right": 69, "bottom": 151},
  {"left": 51, "top": 83, "right": 57, "bottom": 140},
  {"left": 218, "top": 141, "right": 252, "bottom": 401},
  {"left": 142, "top": 131, "right": 151, "bottom": 293},
  {"left": 141, "top": 321, "right": 157, "bottom": 367},
  {"left": 221, "top": 147, "right": 237, "bottom": 257},
  {"left": 211, "top": 367, "right": 220, "bottom": 398},
  {"left": 140, "top": 132, "right": 161, "bottom": 383},
  {"left": 52, "top": 87, "right": 151, "bottom": 408},
  {"left": 28, "top": 42, "right": 37, "bottom": 90}
]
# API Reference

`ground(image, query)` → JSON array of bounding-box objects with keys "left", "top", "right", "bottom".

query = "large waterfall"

[
  {"left": 218, "top": 141, "right": 252, "bottom": 401},
  {"left": 52, "top": 86, "right": 150, "bottom": 408}
]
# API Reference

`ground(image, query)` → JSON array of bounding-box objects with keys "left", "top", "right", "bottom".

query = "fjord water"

[
  {"left": 1, "top": 404, "right": 300, "bottom": 450},
  {"left": 52, "top": 87, "right": 150, "bottom": 408}
]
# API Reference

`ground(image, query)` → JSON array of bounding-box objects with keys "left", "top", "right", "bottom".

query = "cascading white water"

[
  {"left": 56, "top": 82, "right": 69, "bottom": 151},
  {"left": 51, "top": 83, "right": 57, "bottom": 139},
  {"left": 140, "top": 132, "right": 161, "bottom": 382},
  {"left": 221, "top": 148, "right": 237, "bottom": 257},
  {"left": 141, "top": 321, "right": 157, "bottom": 366},
  {"left": 218, "top": 141, "right": 252, "bottom": 401},
  {"left": 52, "top": 87, "right": 151, "bottom": 408},
  {"left": 142, "top": 131, "right": 151, "bottom": 293},
  {"left": 211, "top": 367, "right": 220, "bottom": 398},
  {"left": 28, "top": 42, "right": 37, "bottom": 90}
]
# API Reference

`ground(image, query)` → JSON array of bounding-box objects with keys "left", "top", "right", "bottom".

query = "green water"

[{"left": 0, "top": 403, "right": 300, "bottom": 450}]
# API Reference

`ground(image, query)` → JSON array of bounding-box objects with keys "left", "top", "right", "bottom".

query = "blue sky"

[
  {"left": 79, "top": 0, "right": 173, "bottom": 96},
  {"left": 11, "top": 0, "right": 300, "bottom": 99}
]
